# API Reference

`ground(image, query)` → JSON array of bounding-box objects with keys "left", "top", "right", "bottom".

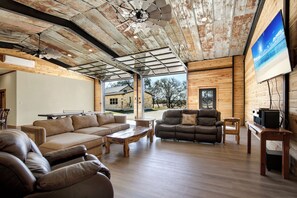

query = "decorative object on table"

[{"left": 109, "top": 0, "right": 172, "bottom": 34}]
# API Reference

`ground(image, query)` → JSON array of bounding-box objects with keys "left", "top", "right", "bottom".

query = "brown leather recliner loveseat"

[
  {"left": 155, "top": 109, "right": 223, "bottom": 143},
  {"left": 0, "top": 129, "right": 113, "bottom": 198}
]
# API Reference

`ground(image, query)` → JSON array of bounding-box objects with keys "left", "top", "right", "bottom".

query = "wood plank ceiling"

[{"left": 0, "top": 0, "right": 259, "bottom": 80}]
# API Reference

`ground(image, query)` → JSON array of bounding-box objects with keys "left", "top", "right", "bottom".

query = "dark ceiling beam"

[{"left": 0, "top": 0, "right": 119, "bottom": 58}]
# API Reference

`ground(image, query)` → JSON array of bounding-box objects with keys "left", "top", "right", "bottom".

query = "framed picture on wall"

[{"left": 199, "top": 88, "right": 216, "bottom": 109}]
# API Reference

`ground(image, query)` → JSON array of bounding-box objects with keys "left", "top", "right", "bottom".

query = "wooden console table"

[{"left": 247, "top": 122, "right": 292, "bottom": 179}]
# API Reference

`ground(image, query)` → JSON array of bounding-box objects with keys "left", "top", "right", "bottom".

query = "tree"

[
  {"left": 153, "top": 78, "right": 186, "bottom": 108},
  {"left": 110, "top": 80, "right": 133, "bottom": 87}
]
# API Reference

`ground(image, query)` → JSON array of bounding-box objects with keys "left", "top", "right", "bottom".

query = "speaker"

[{"left": 261, "top": 110, "right": 279, "bottom": 128}]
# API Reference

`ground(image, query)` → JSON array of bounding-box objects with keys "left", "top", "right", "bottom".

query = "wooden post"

[
  {"left": 94, "top": 79, "right": 104, "bottom": 112},
  {"left": 133, "top": 73, "right": 144, "bottom": 119}
]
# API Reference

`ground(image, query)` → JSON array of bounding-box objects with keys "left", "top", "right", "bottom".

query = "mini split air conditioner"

[{"left": 2, "top": 55, "right": 35, "bottom": 68}]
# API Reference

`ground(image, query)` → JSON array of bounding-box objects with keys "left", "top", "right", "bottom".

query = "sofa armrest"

[
  {"left": 215, "top": 121, "right": 223, "bottom": 126},
  {"left": 156, "top": 120, "right": 164, "bottom": 124},
  {"left": 21, "top": 125, "right": 46, "bottom": 146},
  {"left": 44, "top": 145, "right": 87, "bottom": 166},
  {"left": 114, "top": 115, "right": 126, "bottom": 123},
  {"left": 37, "top": 160, "right": 101, "bottom": 191}
]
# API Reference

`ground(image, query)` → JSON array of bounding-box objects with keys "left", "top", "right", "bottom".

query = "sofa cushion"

[
  {"left": 157, "top": 124, "right": 176, "bottom": 132},
  {"left": 34, "top": 117, "right": 74, "bottom": 137},
  {"left": 75, "top": 127, "right": 111, "bottom": 136},
  {"left": 101, "top": 123, "right": 130, "bottom": 133},
  {"left": 39, "top": 133, "right": 103, "bottom": 154},
  {"left": 97, "top": 113, "right": 115, "bottom": 126},
  {"left": 162, "top": 110, "right": 182, "bottom": 125},
  {"left": 176, "top": 125, "right": 195, "bottom": 133},
  {"left": 181, "top": 114, "right": 197, "bottom": 125},
  {"left": 25, "top": 152, "right": 51, "bottom": 179},
  {"left": 198, "top": 117, "right": 217, "bottom": 126},
  {"left": 71, "top": 115, "right": 99, "bottom": 130},
  {"left": 198, "top": 109, "right": 218, "bottom": 117},
  {"left": 182, "top": 109, "right": 199, "bottom": 115},
  {"left": 0, "top": 129, "right": 31, "bottom": 161},
  {"left": 195, "top": 125, "right": 218, "bottom": 134}
]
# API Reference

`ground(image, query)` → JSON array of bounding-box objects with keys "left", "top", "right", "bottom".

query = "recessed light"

[
  {"left": 67, "top": 54, "right": 72, "bottom": 57},
  {"left": 201, "top": 17, "right": 207, "bottom": 22},
  {"left": 133, "top": 35, "right": 138, "bottom": 39},
  {"left": 88, "top": 49, "right": 93, "bottom": 52}
]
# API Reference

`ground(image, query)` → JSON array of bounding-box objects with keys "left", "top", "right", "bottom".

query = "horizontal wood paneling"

[
  {"left": 0, "top": 48, "right": 92, "bottom": 81},
  {"left": 188, "top": 58, "right": 233, "bottom": 119},
  {"left": 188, "top": 57, "right": 232, "bottom": 71}
]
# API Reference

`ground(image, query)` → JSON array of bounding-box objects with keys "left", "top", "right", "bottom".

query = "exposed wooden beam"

[{"left": 0, "top": 0, "right": 119, "bottom": 58}]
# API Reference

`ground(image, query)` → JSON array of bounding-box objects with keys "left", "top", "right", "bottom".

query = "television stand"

[{"left": 247, "top": 122, "right": 292, "bottom": 179}]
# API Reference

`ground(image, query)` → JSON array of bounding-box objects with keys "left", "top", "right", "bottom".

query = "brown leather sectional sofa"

[
  {"left": 155, "top": 109, "right": 223, "bottom": 143},
  {"left": 21, "top": 113, "right": 129, "bottom": 157}
]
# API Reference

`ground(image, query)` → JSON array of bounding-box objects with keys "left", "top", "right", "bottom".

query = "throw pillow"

[
  {"left": 181, "top": 114, "right": 197, "bottom": 125},
  {"left": 97, "top": 113, "right": 115, "bottom": 125}
]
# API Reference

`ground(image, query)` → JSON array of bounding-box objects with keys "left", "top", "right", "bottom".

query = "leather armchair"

[{"left": 0, "top": 129, "right": 113, "bottom": 198}]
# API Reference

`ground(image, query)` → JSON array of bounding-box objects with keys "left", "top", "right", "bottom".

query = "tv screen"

[{"left": 251, "top": 11, "right": 292, "bottom": 83}]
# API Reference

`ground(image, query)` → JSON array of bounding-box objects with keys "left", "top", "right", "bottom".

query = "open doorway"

[
  {"left": 144, "top": 74, "right": 187, "bottom": 120},
  {"left": 104, "top": 80, "right": 134, "bottom": 120},
  {"left": 0, "top": 89, "right": 6, "bottom": 109}
]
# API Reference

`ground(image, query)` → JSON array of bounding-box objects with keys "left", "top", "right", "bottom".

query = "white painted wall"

[
  {"left": 0, "top": 72, "right": 17, "bottom": 125},
  {"left": 16, "top": 71, "right": 94, "bottom": 125}
]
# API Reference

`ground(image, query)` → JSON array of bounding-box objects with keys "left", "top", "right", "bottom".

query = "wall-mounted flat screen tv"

[{"left": 251, "top": 11, "right": 292, "bottom": 83}]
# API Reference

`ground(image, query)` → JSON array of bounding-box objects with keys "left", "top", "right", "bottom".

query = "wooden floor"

[{"left": 101, "top": 127, "right": 297, "bottom": 198}]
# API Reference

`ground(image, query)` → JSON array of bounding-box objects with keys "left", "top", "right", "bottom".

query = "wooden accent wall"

[
  {"left": 244, "top": 0, "right": 284, "bottom": 123},
  {"left": 289, "top": 0, "right": 297, "bottom": 168},
  {"left": 0, "top": 48, "right": 91, "bottom": 82},
  {"left": 234, "top": 56, "right": 244, "bottom": 124},
  {"left": 188, "top": 56, "right": 244, "bottom": 121},
  {"left": 94, "top": 79, "right": 102, "bottom": 112}
]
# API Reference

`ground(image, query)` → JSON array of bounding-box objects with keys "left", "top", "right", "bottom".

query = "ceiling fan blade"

[
  {"left": 129, "top": 0, "right": 142, "bottom": 10},
  {"left": 147, "top": 4, "right": 157, "bottom": 13},
  {"left": 149, "top": 9, "right": 161, "bottom": 20},
  {"left": 160, "top": 4, "right": 171, "bottom": 14},
  {"left": 160, "top": 13, "right": 172, "bottom": 21},
  {"left": 156, "top": 0, "right": 167, "bottom": 8},
  {"left": 142, "top": 0, "right": 154, "bottom": 10}
]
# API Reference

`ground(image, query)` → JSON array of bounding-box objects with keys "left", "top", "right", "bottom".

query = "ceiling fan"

[
  {"left": 111, "top": 0, "right": 172, "bottom": 34},
  {"left": 31, "top": 33, "right": 62, "bottom": 59}
]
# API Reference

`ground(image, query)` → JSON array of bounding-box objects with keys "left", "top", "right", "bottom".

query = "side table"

[{"left": 135, "top": 118, "right": 155, "bottom": 142}]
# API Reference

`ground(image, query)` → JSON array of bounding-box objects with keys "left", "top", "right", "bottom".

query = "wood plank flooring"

[{"left": 101, "top": 127, "right": 297, "bottom": 198}]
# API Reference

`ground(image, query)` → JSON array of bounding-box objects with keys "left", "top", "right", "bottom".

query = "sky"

[
  {"left": 105, "top": 73, "right": 186, "bottom": 87},
  {"left": 146, "top": 73, "right": 186, "bottom": 83}
]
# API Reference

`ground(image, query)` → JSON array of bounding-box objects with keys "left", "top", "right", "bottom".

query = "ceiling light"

[
  {"left": 201, "top": 17, "right": 207, "bottom": 22},
  {"left": 88, "top": 49, "right": 93, "bottom": 52},
  {"left": 133, "top": 35, "right": 138, "bottom": 38},
  {"left": 67, "top": 54, "right": 72, "bottom": 57}
]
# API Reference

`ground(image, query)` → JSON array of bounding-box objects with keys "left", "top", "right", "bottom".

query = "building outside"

[{"left": 105, "top": 85, "right": 153, "bottom": 111}]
